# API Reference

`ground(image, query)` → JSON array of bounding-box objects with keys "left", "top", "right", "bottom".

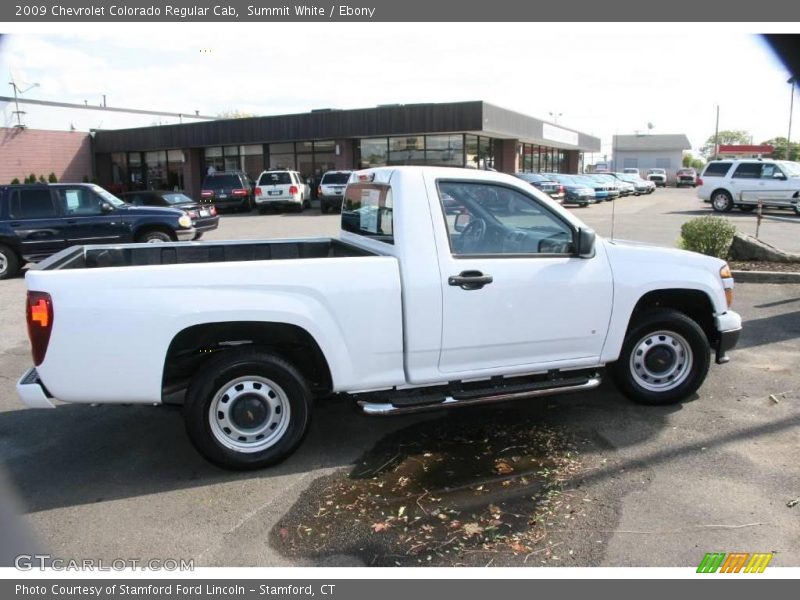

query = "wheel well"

[
  {"left": 162, "top": 321, "right": 333, "bottom": 403},
  {"left": 135, "top": 225, "right": 176, "bottom": 241},
  {"left": 710, "top": 187, "right": 732, "bottom": 199},
  {"left": 629, "top": 289, "right": 716, "bottom": 345}
]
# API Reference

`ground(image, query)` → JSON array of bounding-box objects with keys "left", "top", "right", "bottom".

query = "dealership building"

[{"left": 91, "top": 101, "right": 601, "bottom": 199}]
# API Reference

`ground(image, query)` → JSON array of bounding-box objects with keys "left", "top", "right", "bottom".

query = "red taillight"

[
  {"left": 289, "top": 185, "right": 298, "bottom": 195},
  {"left": 209, "top": 205, "right": 217, "bottom": 216},
  {"left": 317, "top": 186, "right": 321, "bottom": 195},
  {"left": 558, "top": 185, "right": 564, "bottom": 193},
  {"left": 255, "top": 187, "right": 262, "bottom": 197},
  {"left": 696, "top": 177, "right": 704, "bottom": 186},
  {"left": 200, "top": 190, "right": 213, "bottom": 198},
  {"left": 232, "top": 188, "right": 248, "bottom": 197},
  {"left": 26, "top": 291, "right": 53, "bottom": 366}
]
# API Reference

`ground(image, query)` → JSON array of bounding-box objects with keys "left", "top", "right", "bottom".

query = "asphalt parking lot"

[{"left": 0, "top": 187, "right": 798, "bottom": 567}]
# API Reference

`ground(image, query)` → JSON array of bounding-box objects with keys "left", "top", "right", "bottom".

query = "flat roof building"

[
  {"left": 612, "top": 133, "right": 692, "bottom": 184},
  {"left": 92, "top": 101, "right": 601, "bottom": 199}
]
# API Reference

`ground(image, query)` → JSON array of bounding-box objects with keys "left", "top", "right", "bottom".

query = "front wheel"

[
  {"left": 612, "top": 309, "right": 710, "bottom": 406},
  {"left": 137, "top": 230, "right": 173, "bottom": 243},
  {"left": 711, "top": 190, "right": 733, "bottom": 212},
  {"left": 183, "top": 348, "right": 312, "bottom": 470}
]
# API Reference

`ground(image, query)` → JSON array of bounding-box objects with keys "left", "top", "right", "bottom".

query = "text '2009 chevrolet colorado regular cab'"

[{"left": 17, "top": 167, "right": 741, "bottom": 470}]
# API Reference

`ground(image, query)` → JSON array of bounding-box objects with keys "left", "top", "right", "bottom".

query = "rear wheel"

[
  {"left": 711, "top": 190, "right": 733, "bottom": 212},
  {"left": 0, "top": 244, "right": 21, "bottom": 280},
  {"left": 184, "top": 348, "right": 312, "bottom": 470},
  {"left": 137, "top": 230, "right": 173, "bottom": 243},
  {"left": 612, "top": 309, "right": 710, "bottom": 406}
]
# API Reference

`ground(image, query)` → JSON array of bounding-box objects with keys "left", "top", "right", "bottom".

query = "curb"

[{"left": 732, "top": 270, "right": 800, "bottom": 284}]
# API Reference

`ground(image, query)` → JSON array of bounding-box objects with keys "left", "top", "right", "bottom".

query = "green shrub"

[
  {"left": 82, "top": 175, "right": 89, "bottom": 183},
  {"left": 48, "top": 172, "right": 58, "bottom": 183},
  {"left": 27, "top": 173, "right": 36, "bottom": 184},
  {"left": 10, "top": 177, "right": 20, "bottom": 184},
  {"left": 680, "top": 216, "right": 736, "bottom": 258},
  {"left": 38, "top": 174, "right": 46, "bottom": 183}
]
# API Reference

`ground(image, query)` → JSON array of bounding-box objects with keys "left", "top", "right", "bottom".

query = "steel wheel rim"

[
  {"left": 629, "top": 330, "right": 693, "bottom": 392},
  {"left": 209, "top": 376, "right": 291, "bottom": 453},
  {"left": 146, "top": 237, "right": 166, "bottom": 244},
  {"left": 712, "top": 193, "right": 729, "bottom": 210},
  {"left": 0, "top": 253, "right": 7, "bottom": 275}
]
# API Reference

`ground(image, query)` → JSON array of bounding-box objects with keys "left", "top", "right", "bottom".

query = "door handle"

[{"left": 448, "top": 270, "right": 493, "bottom": 290}]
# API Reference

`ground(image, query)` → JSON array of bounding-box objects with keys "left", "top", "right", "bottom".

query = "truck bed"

[{"left": 34, "top": 238, "right": 375, "bottom": 271}]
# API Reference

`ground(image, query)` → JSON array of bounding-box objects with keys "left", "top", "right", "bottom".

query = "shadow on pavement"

[{"left": 736, "top": 310, "right": 800, "bottom": 349}]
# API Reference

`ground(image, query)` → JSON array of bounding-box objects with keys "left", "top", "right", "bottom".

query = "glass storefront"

[
  {"left": 518, "top": 143, "right": 569, "bottom": 174},
  {"left": 357, "top": 134, "right": 491, "bottom": 169}
]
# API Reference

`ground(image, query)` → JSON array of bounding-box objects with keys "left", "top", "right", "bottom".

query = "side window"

[
  {"left": 126, "top": 194, "right": 142, "bottom": 206},
  {"left": 731, "top": 163, "right": 761, "bottom": 179},
  {"left": 9, "top": 189, "right": 59, "bottom": 219},
  {"left": 142, "top": 195, "right": 161, "bottom": 206},
  {"left": 58, "top": 188, "right": 104, "bottom": 215},
  {"left": 760, "top": 164, "right": 783, "bottom": 179},
  {"left": 703, "top": 162, "right": 732, "bottom": 177},
  {"left": 438, "top": 182, "right": 575, "bottom": 256},
  {"left": 341, "top": 183, "right": 393, "bottom": 244}
]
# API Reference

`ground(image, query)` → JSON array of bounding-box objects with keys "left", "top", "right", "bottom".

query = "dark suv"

[
  {"left": 200, "top": 171, "right": 255, "bottom": 212},
  {"left": 0, "top": 183, "right": 196, "bottom": 280}
]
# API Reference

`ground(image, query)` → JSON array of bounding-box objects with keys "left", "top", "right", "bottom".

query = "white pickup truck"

[{"left": 17, "top": 167, "right": 741, "bottom": 470}]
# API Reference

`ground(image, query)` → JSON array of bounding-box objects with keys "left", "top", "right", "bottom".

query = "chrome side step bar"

[{"left": 358, "top": 376, "right": 601, "bottom": 416}]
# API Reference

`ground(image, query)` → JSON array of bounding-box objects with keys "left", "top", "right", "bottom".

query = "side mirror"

[
  {"left": 454, "top": 212, "right": 471, "bottom": 232},
  {"left": 100, "top": 203, "right": 114, "bottom": 213},
  {"left": 576, "top": 227, "right": 596, "bottom": 258}
]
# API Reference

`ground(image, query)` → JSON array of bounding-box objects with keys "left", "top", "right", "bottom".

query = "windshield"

[
  {"left": 778, "top": 161, "right": 800, "bottom": 177},
  {"left": 161, "top": 193, "right": 194, "bottom": 205},
  {"left": 91, "top": 185, "right": 126, "bottom": 208}
]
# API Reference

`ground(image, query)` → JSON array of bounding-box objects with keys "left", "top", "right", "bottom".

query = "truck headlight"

[{"left": 178, "top": 214, "right": 192, "bottom": 228}]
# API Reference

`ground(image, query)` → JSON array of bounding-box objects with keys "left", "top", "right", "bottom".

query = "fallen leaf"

[
  {"left": 495, "top": 460, "right": 514, "bottom": 475},
  {"left": 279, "top": 527, "right": 289, "bottom": 540},
  {"left": 372, "top": 522, "right": 390, "bottom": 533},
  {"left": 463, "top": 522, "right": 484, "bottom": 536}
]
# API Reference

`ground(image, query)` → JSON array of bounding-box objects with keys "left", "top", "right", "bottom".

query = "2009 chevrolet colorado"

[{"left": 17, "top": 167, "right": 741, "bottom": 470}]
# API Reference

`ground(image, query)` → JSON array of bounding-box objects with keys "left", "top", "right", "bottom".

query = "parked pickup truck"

[{"left": 17, "top": 167, "right": 741, "bottom": 470}]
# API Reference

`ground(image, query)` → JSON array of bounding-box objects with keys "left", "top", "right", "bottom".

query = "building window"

[
  {"left": 358, "top": 138, "right": 389, "bottom": 169},
  {"left": 110, "top": 153, "right": 127, "bottom": 193},
  {"left": 204, "top": 147, "right": 224, "bottom": 174},
  {"left": 388, "top": 136, "right": 425, "bottom": 165},
  {"left": 239, "top": 144, "right": 264, "bottom": 181},
  {"left": 425, "top": 134, "right": 464, "bottom": 167},
  {"left": 166, "top": 149, "right": 185, "bottom": 191},
  {"left": 128, "top": 152, "right": 144, "bottom": 189}
]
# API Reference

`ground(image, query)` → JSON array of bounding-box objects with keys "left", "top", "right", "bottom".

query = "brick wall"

[{"left": 0, "top": 127, "right": 92, "bottom": 184}]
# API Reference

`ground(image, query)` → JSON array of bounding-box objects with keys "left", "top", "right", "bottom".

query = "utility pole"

[
  {"left": 788, "top": 77, "right": 796, "bottom": 161},
  {"left": 713, "top": 105, "right": 720, "bottom": 159}
]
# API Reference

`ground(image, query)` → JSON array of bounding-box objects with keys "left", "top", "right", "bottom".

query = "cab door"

[
  {"left": 434, "top": 179, "right": 613, "bottom": 376},
  {"left": 57, "top": 186, "right": 128, "bottom": 245},
  {"left": 6, "top": 187, "right": 68, "bottom": 260}
]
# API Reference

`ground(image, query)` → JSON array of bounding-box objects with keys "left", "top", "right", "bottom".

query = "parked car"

[
  {"left": 594, "top": 173, "right": 634, "bottom": 196},
  {"left": 119, "top": 190, "right": 219, "bottom": 240},
  {"left": 318, "top": 170, "right": 353, "bottom": 213},
  {"left": 623, "top": 168, "right": 641, "bottom": 177},
  {"left": 697, "top": 159, "right": 800, "bottom": 214},
  {"left": 200, "top": 171, "right": 254, "bottom": 212},
  {"left": 541, "top": 173, "right": 595, "bottom": 206},
  {"left": 617, "top": 174, "right": 656, "bottom": 195},
  {"left": 16, "top": 167, "right": 740, "bottom": 469},
  {"left": 254, "top": 170, "right": 310, "bottom": 213},
  {"left": 676, "top": 168, "right": 698, "bottom": 188},
  {"left": 574, "top": 175, "right": 614, "bottom": 201},
  {"left": 513, "top": 173, "right": 565, "bottom": 204},
  {"left": 646, "top": 168, "right": 668, "bottom": 187},
  {"left": 585, "top": 174, "right": 622, "bottom": 200},
  {"left": 0, "top": 183, "right": 196, "bottom": 279}
]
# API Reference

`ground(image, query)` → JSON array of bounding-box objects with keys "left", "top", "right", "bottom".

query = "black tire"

[
  {"left": 0, "top": 244, "right": 21, "bottom": 280},
  {"left": 183, "top": 348, "right": 312, "bottom": 470},
  {"left": 739, "top": 205, "right": 756, "bottom": 212},
  {"left": 192, "top": 232, "right": 204, "bottom": 241},
  {"left": 612, "top": 309, "right": 711, "bottom": 406},
  {"left": 710, "top": 189, "right": 733, "bottom": 212},
  {"left": 795, "top": 204, "right": 800, "bottom": 216},
  {"left": 320, "top": 200, "right": 329, "bottom": 214},
  {"left": 304, "top": 198, "right": 311, "bottom": 209},
  {"left": 137, "top": 229, "right": 173, "bottom": 243}
]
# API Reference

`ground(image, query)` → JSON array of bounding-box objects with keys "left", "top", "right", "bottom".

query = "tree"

[
  {"left": 48, "top": 172, "right": 58, "bottom": 183},
  {"left": 683, "top": 152, "right": 705, "bottom": 171},
  {"left": 760, "top": 137, "right": 799, "bottom": 161},
  {"left": 217, "top": 109, "right": 256, "bottom": 119},
  {"left": 691, "top": 158, "right": 705, "bottom": 171},
  {"left": 701, "top": 130, "right": 751, "bottom": 159}
]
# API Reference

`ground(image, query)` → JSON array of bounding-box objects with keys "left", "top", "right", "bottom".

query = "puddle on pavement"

[{"left": 272, "top": 408, "right": 589, "bottom": 566}]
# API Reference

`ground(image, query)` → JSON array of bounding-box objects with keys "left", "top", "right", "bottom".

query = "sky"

[{"left": 0, "top": 24, "right": 796, "bottom": 158}]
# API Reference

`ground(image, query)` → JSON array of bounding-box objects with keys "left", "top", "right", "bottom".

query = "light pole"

[{"left": 788, "top": 77, "right": 796, "bottom": 161}]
